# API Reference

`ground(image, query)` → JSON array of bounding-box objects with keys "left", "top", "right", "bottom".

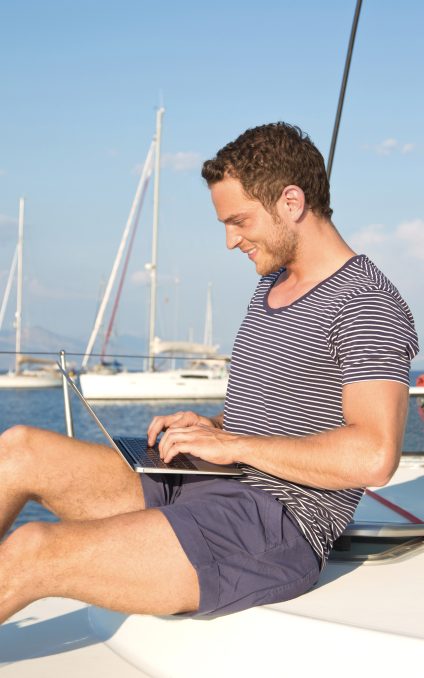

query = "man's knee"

[
  {"left": 0, "top": 426, "right": 46, "bottom": 477},
  {"left": 0, "top": 426, "right": 33, "bottom": 476},
  {"left": 0, "top": 425, "right": 59, "bottom": 464},
  {"left": 3, "top": 520, "right": 50, "bottom": 559},
  {"left": 2, "top": 521, "right": 57, "bottom": 604},
  {"left": 1, "top": 424, "right": 36, "bottom": 451}
]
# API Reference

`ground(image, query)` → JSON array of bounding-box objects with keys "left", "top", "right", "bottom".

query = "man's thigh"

[
  {"left": 141, "top": 475, "right": 320, "bottom": 617},
  {"left": 2, "top": 425, "right": 145, "bottom": 520},
  {"left": 1, "top": 507, "right": 199, "bottom": 621}
]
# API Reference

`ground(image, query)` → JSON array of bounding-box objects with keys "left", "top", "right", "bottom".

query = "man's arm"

[{"left": 158, "top": 380, "right": 409, "bottom": 490}]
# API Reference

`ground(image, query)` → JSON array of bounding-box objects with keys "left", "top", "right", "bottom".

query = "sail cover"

[{"left": 151, "top": 337, "right": 219, "bottom": 357}]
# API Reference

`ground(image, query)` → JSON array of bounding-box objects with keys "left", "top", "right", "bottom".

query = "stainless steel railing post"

[{"left": 59, "top": 349, "right": 75, "bottom": 438}]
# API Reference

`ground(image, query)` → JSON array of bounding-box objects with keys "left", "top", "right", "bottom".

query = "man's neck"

[
  {"left": 268, "top": 218, "right": 356, "bottom": 308},
  {"left": 285, "top": 218, "right": 356, "bottom": 286}
]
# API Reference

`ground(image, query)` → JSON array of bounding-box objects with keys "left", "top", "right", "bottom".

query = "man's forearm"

[{"left": 234, "top": 424, "right": 397, "bottom": 491}]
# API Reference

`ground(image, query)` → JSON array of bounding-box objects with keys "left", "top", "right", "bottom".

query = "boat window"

[
  {"left": 330, "top": 522, "right": 424, "bottom": 563},
  {"left": 180, "top": 374, "right": 209, "bottom": 379}
]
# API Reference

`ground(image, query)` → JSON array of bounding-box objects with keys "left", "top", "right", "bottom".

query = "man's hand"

[
  {"left": 147, "top": 410, "right": 223, "bottom": 447},
  {"left": 158, "top": 424, "right": 240, "bottom": 466}
]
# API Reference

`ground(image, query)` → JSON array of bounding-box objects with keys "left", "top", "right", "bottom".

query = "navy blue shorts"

[{"left": 140, "top": 473, "right": 320, "bottom": 618}]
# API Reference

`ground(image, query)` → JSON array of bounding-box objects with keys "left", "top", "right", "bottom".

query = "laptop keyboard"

[{"left": 117, "top": 437, "right": 197, "bottom": 470}]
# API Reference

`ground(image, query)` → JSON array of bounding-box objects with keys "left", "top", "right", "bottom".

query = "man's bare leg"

[
  {"left": 0, "top": 425, "right": 146, "bottom": 538},
  {"left": 0, "top": 508, "right": 200, "bottom": 624}
]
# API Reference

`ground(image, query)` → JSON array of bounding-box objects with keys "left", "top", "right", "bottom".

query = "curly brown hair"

[{"left": 202, "top": 122, "right": 332, "bottom": 220}]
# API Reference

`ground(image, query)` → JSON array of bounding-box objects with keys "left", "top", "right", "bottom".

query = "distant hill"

[{"left": 0, "top": 326, "right": 148, "bottom": 370}]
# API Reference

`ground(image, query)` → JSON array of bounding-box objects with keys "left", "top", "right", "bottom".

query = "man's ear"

[{"left": 277, "top": 185, "right": 306, "bottom": 222}]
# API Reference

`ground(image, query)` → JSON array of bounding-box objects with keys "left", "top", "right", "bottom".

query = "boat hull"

[
  {"left": 79, "top": 369, "right": 228, "bottom": 400},
  {"left": 0, "top": 371, "right": 62, "bottom": 389}
]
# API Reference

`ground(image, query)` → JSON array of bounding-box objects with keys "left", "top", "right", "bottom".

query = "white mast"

[
  {"left": 0, "top": 246, "right": 18, "bottom": 332},
  {"left": 81, "top": 141, "right": 155, "bottom": 369},
  {"left": 203, "top": 282, "right": 213, "bottom": 346},
  {"left": 147, "top": 107, "right": 165, "bottom": 372},
  {"left": 15, "top": 198, "right": 25, "bottom": 375}
]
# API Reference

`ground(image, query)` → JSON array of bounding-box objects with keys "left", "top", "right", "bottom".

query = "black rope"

[{"left": 0, "top": 350, "right": 229, "bottom": 362}]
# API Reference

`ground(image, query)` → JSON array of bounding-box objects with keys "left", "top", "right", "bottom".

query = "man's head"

[
  {"left": 202, "top": 122, "right": 332, "bottom": 222},
  {"left": 201, "top": 122, "right": 332, "bottom": 275}
]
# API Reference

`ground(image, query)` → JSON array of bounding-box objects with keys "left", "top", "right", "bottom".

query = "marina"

[{"left": 79, "top": 108, "right": 229, "bottom": 401}]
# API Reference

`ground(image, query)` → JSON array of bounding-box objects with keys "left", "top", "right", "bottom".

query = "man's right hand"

[{"left": 147, "top": 411, "right": 223, "bottom": 447}]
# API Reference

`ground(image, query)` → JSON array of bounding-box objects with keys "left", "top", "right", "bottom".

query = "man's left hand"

[{"left": 159, "top": 424, "right": 240, "bottom": 466}]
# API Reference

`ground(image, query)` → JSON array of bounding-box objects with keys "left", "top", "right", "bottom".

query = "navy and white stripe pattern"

[{"left": 224, "top": 255, "right": 419, "bottom": 566}]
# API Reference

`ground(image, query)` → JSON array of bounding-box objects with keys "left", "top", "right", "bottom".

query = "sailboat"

[
  {"left": 79, "top": 288, "right": 229, "bottom": 400},
  {"left": 0, "top": 198, "right": 61, "bottom": 389},
  {"left": 79, "top": 109, "right": 229, "bottom": 400}
]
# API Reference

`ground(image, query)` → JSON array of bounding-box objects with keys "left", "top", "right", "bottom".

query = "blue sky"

[{"left": 1, "top": 0, "right": 423, "bottom": 366}]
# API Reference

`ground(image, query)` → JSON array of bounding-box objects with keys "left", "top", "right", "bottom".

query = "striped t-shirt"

[{"left": 224, "top": 254, "right": 419, "bottom": 566}]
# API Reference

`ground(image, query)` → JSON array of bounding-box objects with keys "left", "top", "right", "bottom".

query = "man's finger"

[
  {"left": 159, "top": 427, "right": 198, "bottom": 459},
  {"left": 147, "top": 414, "right": 182, "bottom": 445},
  {"left": 147, "top": 416, "right": 165, "bottom": 445},
  {"left": 148, "top": 411, "right": 200, "bottom": 445},
  {"left": 163, "top": 441, "right": 198, "bottom": 464}
]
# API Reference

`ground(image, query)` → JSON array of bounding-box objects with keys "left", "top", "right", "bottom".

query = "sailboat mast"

[
  {"left": 326, "top": 0, "right": 362, "bottom": 180},
  {"left": 0, "top": 246, "right": 18, "bottom": 332},
  {"left": 81, "top": 141, "right": 155, "bottom": 369},
  {"left": 15, "top": 197, "right": 25, "bottom": 375},
  {"left": 148, "top": 107, "right": 165, "bottom": 372},
  {"left": 203, "top": 283, "right": 213, "bottom": 346}
]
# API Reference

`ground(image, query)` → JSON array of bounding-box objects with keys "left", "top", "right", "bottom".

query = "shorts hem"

[{"left": 158, "top": 505, "right": 220, "bottom": 616}]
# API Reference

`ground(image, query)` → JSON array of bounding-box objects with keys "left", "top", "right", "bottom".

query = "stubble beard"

[{"left": 256, "top": 219, "right": 299, "bottom": 276}]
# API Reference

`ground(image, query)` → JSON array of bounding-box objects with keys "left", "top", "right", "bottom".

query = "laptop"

[{"left": 57, "top": 363, "right": 243, "bottom": 476}]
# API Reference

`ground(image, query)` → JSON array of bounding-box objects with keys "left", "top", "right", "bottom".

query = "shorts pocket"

[{"left": 264, "top": 494, "right": 285, "bottom": 550}]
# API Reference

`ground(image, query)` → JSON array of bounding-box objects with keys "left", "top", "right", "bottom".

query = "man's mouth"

[{"left": 244, "top": 247, "right": 257, "bottom": 260}]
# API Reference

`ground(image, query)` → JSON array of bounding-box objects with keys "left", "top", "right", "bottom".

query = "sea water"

[
  {"left": 1, "top": 371, "right": 423, "bottom": 532},
  {"left": 0, "top": 386, "right": 225, "bottom": 532}
]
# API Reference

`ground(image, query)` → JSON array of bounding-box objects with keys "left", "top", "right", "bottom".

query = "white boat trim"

[{"left": 409, "top": 385, "right": 424, "bottom": 396}]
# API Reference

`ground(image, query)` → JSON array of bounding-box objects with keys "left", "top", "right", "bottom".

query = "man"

[{"left": 0, "top": 123, "right": 418, "bottom": 623}]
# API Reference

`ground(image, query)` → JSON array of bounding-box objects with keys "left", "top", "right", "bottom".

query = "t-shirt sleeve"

[{"left": 328, "top": 289, "right": 419, "bottom": 386}]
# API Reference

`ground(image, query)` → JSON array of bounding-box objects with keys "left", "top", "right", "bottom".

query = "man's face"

[{"left": 210, "top": 177, "right": 298, "bottom": 276}]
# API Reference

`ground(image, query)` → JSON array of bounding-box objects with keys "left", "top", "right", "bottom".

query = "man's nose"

[{"left": 225, "top": 225, "right": 243, "bottom": 250}]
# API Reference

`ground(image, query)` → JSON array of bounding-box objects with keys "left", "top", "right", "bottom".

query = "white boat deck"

[
  {"left": 0, "top": 598, "right": 144, "bottom": 678},
  {"left": 1, "top": 457, "right": 423, "bottom": 677}
]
